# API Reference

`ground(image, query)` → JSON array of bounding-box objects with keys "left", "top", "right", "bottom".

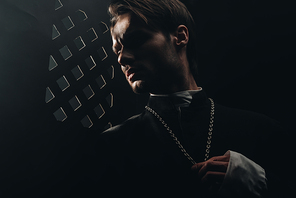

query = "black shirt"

[{"left": 90, "top": 90, "right": 294, "bottom": 198}]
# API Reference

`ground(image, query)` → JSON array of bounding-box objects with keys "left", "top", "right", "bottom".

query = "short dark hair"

[{"left": 108, "top": 0, "right": 198, "bottom": 81}]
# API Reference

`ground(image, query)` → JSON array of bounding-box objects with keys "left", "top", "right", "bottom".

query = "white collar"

[{"left": 150, "top": 88, "right": 203, "bottom": 108}]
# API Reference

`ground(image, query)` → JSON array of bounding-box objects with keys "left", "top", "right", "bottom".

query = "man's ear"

[{"left": 174, "top": 25, "right": 189, "bottom": 48}]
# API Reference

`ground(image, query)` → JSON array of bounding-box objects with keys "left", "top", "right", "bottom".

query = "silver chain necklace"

[{"left": 145, "top": 98, "right": 215, "bottom": 165}]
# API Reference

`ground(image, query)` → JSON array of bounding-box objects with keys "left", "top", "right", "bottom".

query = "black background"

[{"left": 0, "top": 0, "right": 295, "bottom": 197}]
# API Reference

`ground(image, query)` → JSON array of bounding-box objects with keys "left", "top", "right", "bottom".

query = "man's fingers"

[
  {"left": 191, "top": 155, "right": 230, "bottom": 172},
  {"left": 191, "top": 160, "right": 228, "bottom": 178},
  {"left": 198, "top": 160, "right": 228, "bottom": 178},
  {"left": 209, "top": 155, "right": 230, "bottom": 162},
  {"left": 191, "top": 155, "right": 230, "bottom": 192}
]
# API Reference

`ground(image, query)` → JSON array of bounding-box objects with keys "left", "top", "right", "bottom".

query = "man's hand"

[{"left": 191, "top": 155, "right": 230, "bottom": 192}]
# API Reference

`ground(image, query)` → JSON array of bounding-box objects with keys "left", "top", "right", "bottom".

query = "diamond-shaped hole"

[
  {"left": 87, "top": 28, "right": 98, "bottom": 42},
  {"left": 55, "top": 0, "right": 63, "bottom": 10},
  {"left": 83, "top": 85, "right": 95, "bottom": 100},
  {"left": 85, "top": 56, "right": 96, "bottom": 70},
  {"left": 81, "top": 115, "right": 93, "bottom": 128},
  {"left": 62, "top": 16, "right": 75, "bottom": 31},
  {"left": 108, "top": 65, "right": 115, "bottom": 79},
  {"left": 71, "top": 65, "right": 84, "bottom": 81},
  {"left": 99, "top": 21, "right": 109, "bottom": 34},
  {"left": 106, "top": 93, "right": 114, "bottom": 108},
  {"left": 76, "top": 9, "right": 88, "bottom": 21},
  {"left": 97, "top": 46, "right": 108, "bottom": 61},
  {"left": 53, "top": 107, "right": 67, "bottom": 122},
  {"left": 59, "top": 45, "right": 72, "bottom": 60},
  {"left": 69, "top": 95, "right": 82, "bottom": 111},
  {"left": 94, "top": 104, "right": 105, "bottom": 119},
  {"left": 57, "top": 75, "right": 70, "bottom": 91},
  {"left": 74, "top": 36, "right": 86, "bottom": 51},
  {"left": 96, "top": 75, "right": 106, "bottom": 89}
]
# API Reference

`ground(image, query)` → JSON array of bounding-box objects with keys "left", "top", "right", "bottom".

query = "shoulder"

[
  {"left": 215, "top": 103, "right": 281, "bottom": 129},
  {"left": 100, "top": 113, "right": 143, "bottom": 141},
  {"left": 211, "top": 104, "right": 288, "bottom": 163},
  {"left": 213, "top": 103, "right": 285, "bottom": 143},
  {"left": 94, "top": 113, "right": 143, "bottom": 157}
]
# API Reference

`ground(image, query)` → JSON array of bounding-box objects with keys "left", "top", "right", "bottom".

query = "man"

[{"left": 91, "top": 0, "right": 293, "bottom": 197}]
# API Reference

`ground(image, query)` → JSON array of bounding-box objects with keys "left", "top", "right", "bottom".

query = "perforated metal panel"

[{"left": 46, "top": 0, "right": 119, "bottom": 130}]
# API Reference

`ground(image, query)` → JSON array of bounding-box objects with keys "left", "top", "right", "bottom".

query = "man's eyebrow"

[
  {"left": 112, "top": 29, "right": 144, "bottom": 46},
  {"left": 123, "top": 29, "right": 150, "bottom": 40}
]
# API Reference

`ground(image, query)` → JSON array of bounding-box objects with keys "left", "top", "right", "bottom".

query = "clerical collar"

[{"left": 150, "top": 88, "right": 203, "bottom": 108}]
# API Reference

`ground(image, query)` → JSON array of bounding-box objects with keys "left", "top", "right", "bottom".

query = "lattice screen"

[
  {"left": 45, "top": 0, "right": 118, "bottom": 128},
  {"left": 45, "top": 0, "right": 115, "bottom": 130}
]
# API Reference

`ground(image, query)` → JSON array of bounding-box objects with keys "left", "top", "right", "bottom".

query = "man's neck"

[{"left": 149, "top": 75, "right": 200, "bottom": 95}]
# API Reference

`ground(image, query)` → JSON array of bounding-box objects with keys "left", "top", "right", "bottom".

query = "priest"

[{"left": 90, "top": 0, "right": 294, "bottom": 197}]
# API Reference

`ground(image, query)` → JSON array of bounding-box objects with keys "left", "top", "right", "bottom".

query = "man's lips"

[{"left": 126, "top": 68, "right": 142, "bottom": 81}]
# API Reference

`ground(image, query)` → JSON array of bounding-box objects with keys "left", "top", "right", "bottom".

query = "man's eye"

[
  {"left": 128, "top": 38, "right": 146, "bottom": 48},
  {"left": 124, "top": 33, "right": 151, "bottom": 49}
]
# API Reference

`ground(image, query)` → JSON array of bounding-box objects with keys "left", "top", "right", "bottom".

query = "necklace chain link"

[{"left": 145, "top": 98, "right": 215, "bottom": 165}]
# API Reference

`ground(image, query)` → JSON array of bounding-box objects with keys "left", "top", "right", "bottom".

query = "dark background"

[{"left": 0, "top": 0, "right": 295, "bottom": 197}]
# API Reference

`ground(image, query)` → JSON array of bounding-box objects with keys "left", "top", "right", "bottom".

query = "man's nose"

[{"left": 118, "top": 48, "right": 135, "bottom": 67}]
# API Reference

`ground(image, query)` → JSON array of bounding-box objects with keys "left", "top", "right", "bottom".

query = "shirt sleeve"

[{"left": 218, "top": 150, "right": 267, "bottom": 198}]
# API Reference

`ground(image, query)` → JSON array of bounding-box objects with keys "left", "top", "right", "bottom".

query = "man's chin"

[{"left": 130, "top": 80, "right": 149, "bottom": 94}]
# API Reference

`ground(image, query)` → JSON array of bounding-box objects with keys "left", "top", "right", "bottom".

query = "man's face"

[{"left": 111, "top": 13, "right": 183, "bottom": 94}]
